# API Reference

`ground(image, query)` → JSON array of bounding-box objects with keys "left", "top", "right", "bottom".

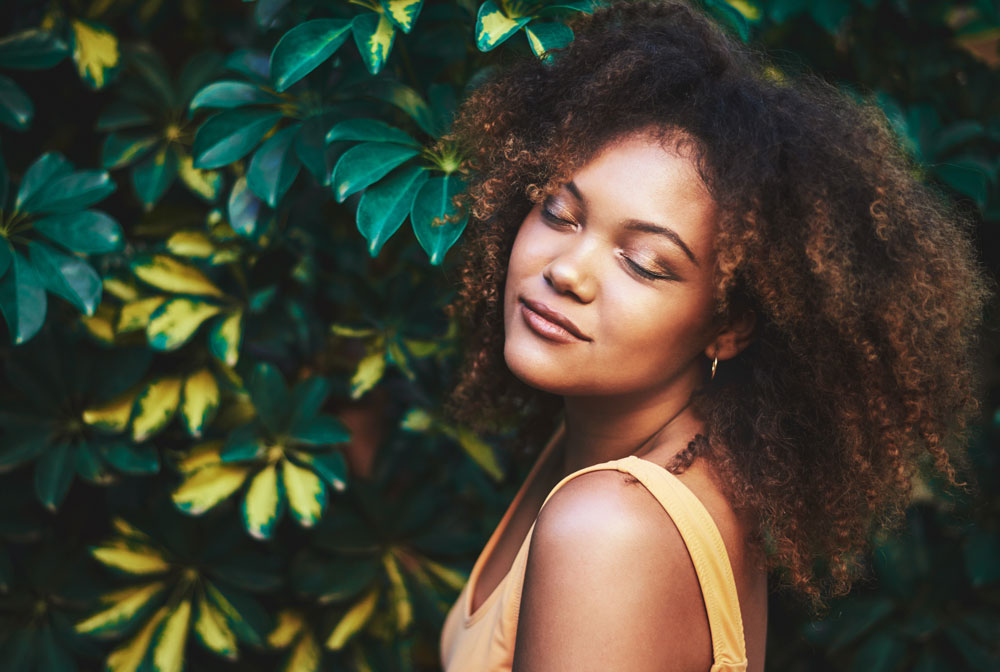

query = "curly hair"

[{"left": 445, "top": 0, "right": 992, "bottom": 602}]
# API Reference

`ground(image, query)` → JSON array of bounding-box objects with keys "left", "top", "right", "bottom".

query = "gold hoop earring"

[{"left": 711, "top": 355, "right": 718, "bottom": 381}]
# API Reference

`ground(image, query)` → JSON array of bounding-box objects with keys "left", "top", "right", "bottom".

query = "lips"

[{"left": 519, "top": 298, "right": 592, "bottom": 342}]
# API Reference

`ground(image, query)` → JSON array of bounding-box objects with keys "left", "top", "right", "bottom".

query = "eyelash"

[{"left": 541, "top": 205, "right": 675, "bottom": 282}]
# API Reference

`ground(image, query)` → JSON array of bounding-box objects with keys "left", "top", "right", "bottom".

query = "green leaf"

[
  {"left": 22, "top": 170, "right": 117, "bottom": 215},
  {"left": 193, "top": 588, "right": 238, "bottom": 660},
  {"left": 0, "top": 430, "right": 47, "bottom": 471},
  {"left": 0, "top": 149, "right": 8, "bottom": 212},
  {"left": 325, "top": 118, "right": 419, "bottom": 146},
  {"left": 851, "top": 633, "right": 905, "bottom": 672},
  {"left": 177, "top": 50, "right": 225, "bottom": 107},
  {"left": 0, "top": 247, "right": 47, "bottom": 344},
  {"left": 380, "top": 0, "right": 424, "bottom": 33},
  {"left": 191, "top": 108, "right": 283, "bottom": 169},
  {"left": 364, "top": 79, "right": 437, "bottom": 136},
  {"left": 220, "top": 425, "right": 263, "bottom": 463},
  {"left": 475, "top": 0, "right": 531, "bottom": 52},
  {"left": 326, "top": 587, "right": 378, "bottom": 649},
  {"left": 204, "top": 582, "right": 269, "bottom": 646},
  {"left": 963, "top": 530, "right": 1000, "bottom": 587},
  {"left": 288, "top": 416, "right": 350, "bottom": 446},
  {"left": 149, "top": 598, "right": 191, "bottom": 672},
  {"left": 269, "top": 19, "right": 352, "bottom": 92},
  {"left": 330, "top": 142, "right": 419, "bottom": 203},
  {"left": 32, "top": 210, "right": 125, "bottom": 253},
  {"left": 282, "top": 459, "right": 327, "bottom": 528},
  {"left": 208, "top": 311, "right": 243, "bottom": 366},
  {"left": 173, "top": 463, "right": 250, "bottom": 515},
  {"left": 286, "top": 377, "right": 332, "bottom": 427},
  {"left": 356, "top": 164, "right": 428, "bottom": 256},
  {"left": 808, "top": 0, "right": 851, "bottom": 34},
  {"left": 28, "top": 240, "right": 103, "bottom": 316},
  {"left": 70, "top": 19, "right": 121, "bottom": 89},
  {"left": 96, "top": 100, "right": 153, "bottom": 132},
  {"left": 100, "top": 441, "right": 160, "bottom": 474},
  {"left": 352, "top": 12, "right": 397, "bottom": 76},
  {"left": 932, "top": 158, "right": 992, "bottom": 209},
  {"left": 2, "top": 628, "right": 36, "bottom": 672},
  {"left": 0, "top": 29, "right": 70, "bottom": 69},
  {"left": 15, "top": 152, "right": 73, "bottom": 212},
  {"left": 247, "top": 124, "right": 301, "bottom": 207},
  {"left": 131, "top": 376, "right": 182, "bottom": 442},
  {"left": 296, "top": 451, "right": 347, "bottom": 492},
  {"left": 132, "top": 146, "right": 180, "bottom": 209},
  {"left": 189, "top": 80, "right": 282, "bottom": 112},
  {"left": 249, "top": 362, "right": 288, "bottom": 433},
  {"left": 227, "top": 176, "right": 264, "bottom": 238},
  {"left": 0, "top": 237, "right": 10, "bottom": 280},
  {"left": 243, "top": 464, "right": 284, "bottom": 539},
  {"left": 101, "top": 131, "right": 158, "bottom": 170},
  {"left": 932, "top": 120, "right": 984, "bottom": 157},
  {"left": 524, "top": 21, "right": 574, "bottom": 60},
  {"left": 34, "top": 441, "right": 75, "bottom": 511},
  {"left": 36, "top": 623, "right": 75, "bottom": 672},
  {"left": 410, "top": 173, "right": 468, "bottom": 265},
  {"left": 0, "top": 75, "right": 33, "bottom": 130},
  {"left": 131, "top": 254, "right": 225, "bottom": 298}
]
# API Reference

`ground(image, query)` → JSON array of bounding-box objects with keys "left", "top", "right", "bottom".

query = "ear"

[{"left": 705, "top": 309, "right": 756, "bottom": 362}]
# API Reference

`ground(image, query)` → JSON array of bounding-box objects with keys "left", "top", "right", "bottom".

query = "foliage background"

[{"left": 0, "top": 0, "right": 997, "bottom": 671}]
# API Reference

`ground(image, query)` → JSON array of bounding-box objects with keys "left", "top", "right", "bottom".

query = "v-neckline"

[{"left": 463, "top": 421, "right": 566, "bottom": 626}]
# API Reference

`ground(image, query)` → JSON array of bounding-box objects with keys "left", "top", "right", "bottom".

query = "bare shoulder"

[{"left": 512, "top": 469, "right": 712, "bottom": 672}]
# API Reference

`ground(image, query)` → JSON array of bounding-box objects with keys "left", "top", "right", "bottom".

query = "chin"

[{"left": 502, "top": 337, "right": 587, "bottom": 396}]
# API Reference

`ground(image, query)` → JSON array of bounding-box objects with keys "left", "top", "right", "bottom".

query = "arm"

[{"left": 512, "top": 470, "right": 713, "bottom": 672}]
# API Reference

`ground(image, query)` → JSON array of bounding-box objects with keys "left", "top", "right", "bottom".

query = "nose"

[{"left": 543, "top": 238, "right": 597, "bottom": 303}]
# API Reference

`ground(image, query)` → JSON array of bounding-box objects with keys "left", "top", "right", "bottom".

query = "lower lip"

[{"left": 520, "top": 303, "right": 588, "bottom": 344}]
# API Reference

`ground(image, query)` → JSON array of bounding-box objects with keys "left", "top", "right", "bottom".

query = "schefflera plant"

[{"left": 171, "top": 362, "right": 350, "bottom": 539}]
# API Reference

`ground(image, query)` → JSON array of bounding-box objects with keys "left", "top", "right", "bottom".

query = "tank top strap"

[{"left": 538, "top": 455, "right": 748, "bottom": 672}]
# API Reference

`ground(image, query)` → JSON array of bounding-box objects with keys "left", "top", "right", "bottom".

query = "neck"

[{"left": 558, "top": 374, "right": 705, "bottom": 478}]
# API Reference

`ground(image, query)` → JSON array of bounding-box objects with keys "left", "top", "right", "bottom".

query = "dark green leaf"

[
  {"left": 286, "top": 377, "right": 332, "bottom": 428},
  {"left": 269, "top": 19, "right": 352, "bottom": 92},
  {"left": 177, "top": 50, "right": 225, "bottom": 106},
  {"left": 851, "top": 633, "right": 906, "bottom": 672},
  {"left": 0, "top": 75, "right": 33, "bottom": 130},
  {"left": 524, "top": 21, "right": 574, "bottom": 60},
  {"left": 331, "top": 142, "right": 419, "bottom": 203},
  {"left": 247, "top": 124, "right": 301, "bottom": 207},
  {"left": 15, "top": 152, "right": 73, "bottom": 212},
  {"left": 255, "top": 0, "right": 291, "bottom": 27},
  {"left": 227, "top": 176, "right": 264, "bottom": 238},
  {"left": 192, "top": 108, "right": 283, "bottom": 169},
  {"left": 292, "top": 553, "right": 377, "bottom": 601},
  {"left": 294, "top": 112, "right": 339, "bottom": 186},
  {"left": 124, "top": 45, "right": 176, "bottom": 108},
  {"left": 100, "top": 131, "right": 158, "bottom": 169},
  {"left": 475, "top": 0, "right": 531, "bottom": 52},
  {"left": 95, "top": 100, "right": 153, "bottom": 132},
  {"left": 0, "top": 149, "right": 8, "bottom": 218},
  {"left": 932, "top": 121, "right": 985, "bottom": 157},
  {"left": 410, "top": 173, "right": 468, "bottom": 265},
  {"left": 0, "top": 429, "right": 48, "bottom": 470},
  {"left": 363, "top": 79, "right": 437, "bottom": 136},
  {"left": 0, "top": 248, "right": 47, "bottom": 344},
  {"left": 76, "top": 442, "right": 113, "bottom": 483},
  {"left": 28, "top": 240, "right": 102, "bottom": 316},
  {"left": 249, "top": 362, "right": 288, "bottom": 433},
  {"left": 36, "top": 623, "right": 75, "bottom": 672},
  {"left": 220, "top": 424, "right": 263, "bottom": 463},
  {"left": 23, "top": 170, "right": 117, "bottom": 215},
  {"left": 357, "top": 163, "right": 428, "bottom": 256},
  {"left": 100, "top": 441, "right": 160, "bottom": 474},
  {"left": 933, "top": 158, "right": 992, "bottom": 209},
  {"left": 298, "top": 451, "right": 347, "bottom": 491},
  {"left": 32, "top": 210, "right": 124, "bottom": 254},
  {"left": 189, "top": 80, "right": 282, "bottom": 112},
  {"left": 326, "top": 118, "right": 420, "bottom": 146},
  {"left": 287, "top": 416, "right": 350, "bottom": 446},
  {"left": 0, "top": 29, "right": 69, "bottom": 69},
  {"left": 34, "top": 441, "right": 75, "bottom": 511},
  {"left": 963, "top": 529, "right": 1000, "bottom": 586},
  {"left": 224, "top": 49, "right": 271, "bottom": 84},
  {"left": 132, "top": 145, "right": 180, "bottom": 209}
]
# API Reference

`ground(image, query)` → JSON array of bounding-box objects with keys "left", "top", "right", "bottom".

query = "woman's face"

[{"left": 503, "top": 130, "right": 722, "bottom": 399}]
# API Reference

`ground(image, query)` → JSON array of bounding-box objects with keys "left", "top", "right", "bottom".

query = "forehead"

[{"left": 569, "top": 130, "right": 719, "bottom": 247}]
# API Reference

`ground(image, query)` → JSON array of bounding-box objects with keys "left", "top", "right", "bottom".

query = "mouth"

[{"left": 519, "top": 298, "right": 592, "bottom": 343}]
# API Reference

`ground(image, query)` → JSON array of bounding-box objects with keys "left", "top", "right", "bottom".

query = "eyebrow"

[{"left": 564, "top": 180, "right": 700, "bottom": 267}]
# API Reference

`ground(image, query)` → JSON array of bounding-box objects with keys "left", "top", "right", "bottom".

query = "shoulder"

[{"left": 512, "top": 468, "right": 712, "bottom": 672}]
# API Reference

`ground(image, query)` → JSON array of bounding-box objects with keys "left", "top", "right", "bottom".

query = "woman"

[{"left": 439, "top": 2, "right": 990, "bottom": 670}]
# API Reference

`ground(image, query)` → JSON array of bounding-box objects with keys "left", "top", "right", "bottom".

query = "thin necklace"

[{"left": 629, "top": 395, "right": 695, "bottom": 460}]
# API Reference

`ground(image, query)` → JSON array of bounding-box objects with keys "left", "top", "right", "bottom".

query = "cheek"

[{"left": 601, "top": 284, "right": 714, "bottom": 364}]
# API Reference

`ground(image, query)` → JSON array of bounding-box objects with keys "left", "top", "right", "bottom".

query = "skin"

[{"left": 484, "top": 128, "right": 766, "bottom": 670}]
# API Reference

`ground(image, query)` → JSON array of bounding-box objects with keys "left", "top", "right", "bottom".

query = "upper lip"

[{"left": 520, "top": 298, "right": 592, "bottom": 341}]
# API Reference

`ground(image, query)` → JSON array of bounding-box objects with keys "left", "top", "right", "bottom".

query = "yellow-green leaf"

[
  {"left": 118, "top": 296, "right": 168, "bottom": 333},
  {"left": 194, "top": 589, "right": 237, "bottom": 660},
  {"left": 475, "top": 0, "right": 529, "bottom": 51},
  {"left": 176, "top": 440, "right": 224, "bottom": 474},
  {"left": 267, "top": 609, "right": 306, "bottom": 648},
  {"left": 726, "top": 0, "right": 761, "bottom": 21},
  {"left": 166, "top": 231, "right": 217, "bottom": 258},
  {"left": 403, "top": 338, "right": 439, "bottom": 358},
  {"left": 209, "top": 310, "right": 243, "bottom": 367},
  {"left": 104, "top": 277, "right": 140, "bottom": 301},
  {"left": 81, "top": 310, "right": 116, "bottom": 343},
  {"left": 107, "top": 606, "right": 169, "bottom": 672},
  {"left": 330, "top": 323, "right": 377, "bottom": 338},
  {"left": 147, "top": 297, "right": 221, "bottom": 350},
  {"left": 421, "top": 558, "right": 467, "bottom": 590},
  {"left": 454, "top": 426, "right": 503, "bottom": 481},
  {"left": 132, "top": 254, "right": 225, "bottom": 298},
  {"left": 282, "top": 459, "right": 326, "bottom": 528},
  {"left": 172, "top": 462, "right": 250, "bottom": 515},
  {"left": 111, "top": 516, "right": 153, "bottom": 541},
  {"left": 151, "top": 598, "right": 191, "bottom": 672},
  {"left": 400, "top": 408, "right": 433, "bottom": 432},
  {"left": 76, "top": 581, "right": 167, "bottom": 636},
  {"left": 180, "top": 368, "right": 219, "bottom": 437},
  {"left": 350, "top": 348, "right": 386, "bottom": 399},
  {"left": 382, "top": 0, "right": 423, "bottom": 33},
  {"left": 325, "top": 587, "right": 378, "bottom": 650},
  {"left": 90, "top": 539, "right": 170, "bottom": 575},
  {"left": 177, "top": 153, "right": 222, "bottom": 200},
  {"left": 82, "top": 385, "right": 140, "bottom": 433},
  {"left": 353, "top": 12, "right": 396, "bottom": 76},
  {"left": 284, "top": 631, "right": 321, "bottom": 672},
  {"left": 381, "top": 553, "right": 412, "bottom": 631},
  {"left": 132, "top": 376, "right": 182, "bottom": 442},
  {"left": 71, "top": 19, "right": 119, "bottom": 89},
  {"left": 243, "top": 464, "right": 282, "bottom": 539}
]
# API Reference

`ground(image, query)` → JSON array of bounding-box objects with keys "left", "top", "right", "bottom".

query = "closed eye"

[
  {"left": 620, "top": 253, "right": 676, "bottom": 281},
  {"left": 541, "top": 205, "right": 576, "bottom": 229}
]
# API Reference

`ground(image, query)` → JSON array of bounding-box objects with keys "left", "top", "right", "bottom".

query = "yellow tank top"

[{"left": 439, "top": 423, "right": 748, "bottom": 672}]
